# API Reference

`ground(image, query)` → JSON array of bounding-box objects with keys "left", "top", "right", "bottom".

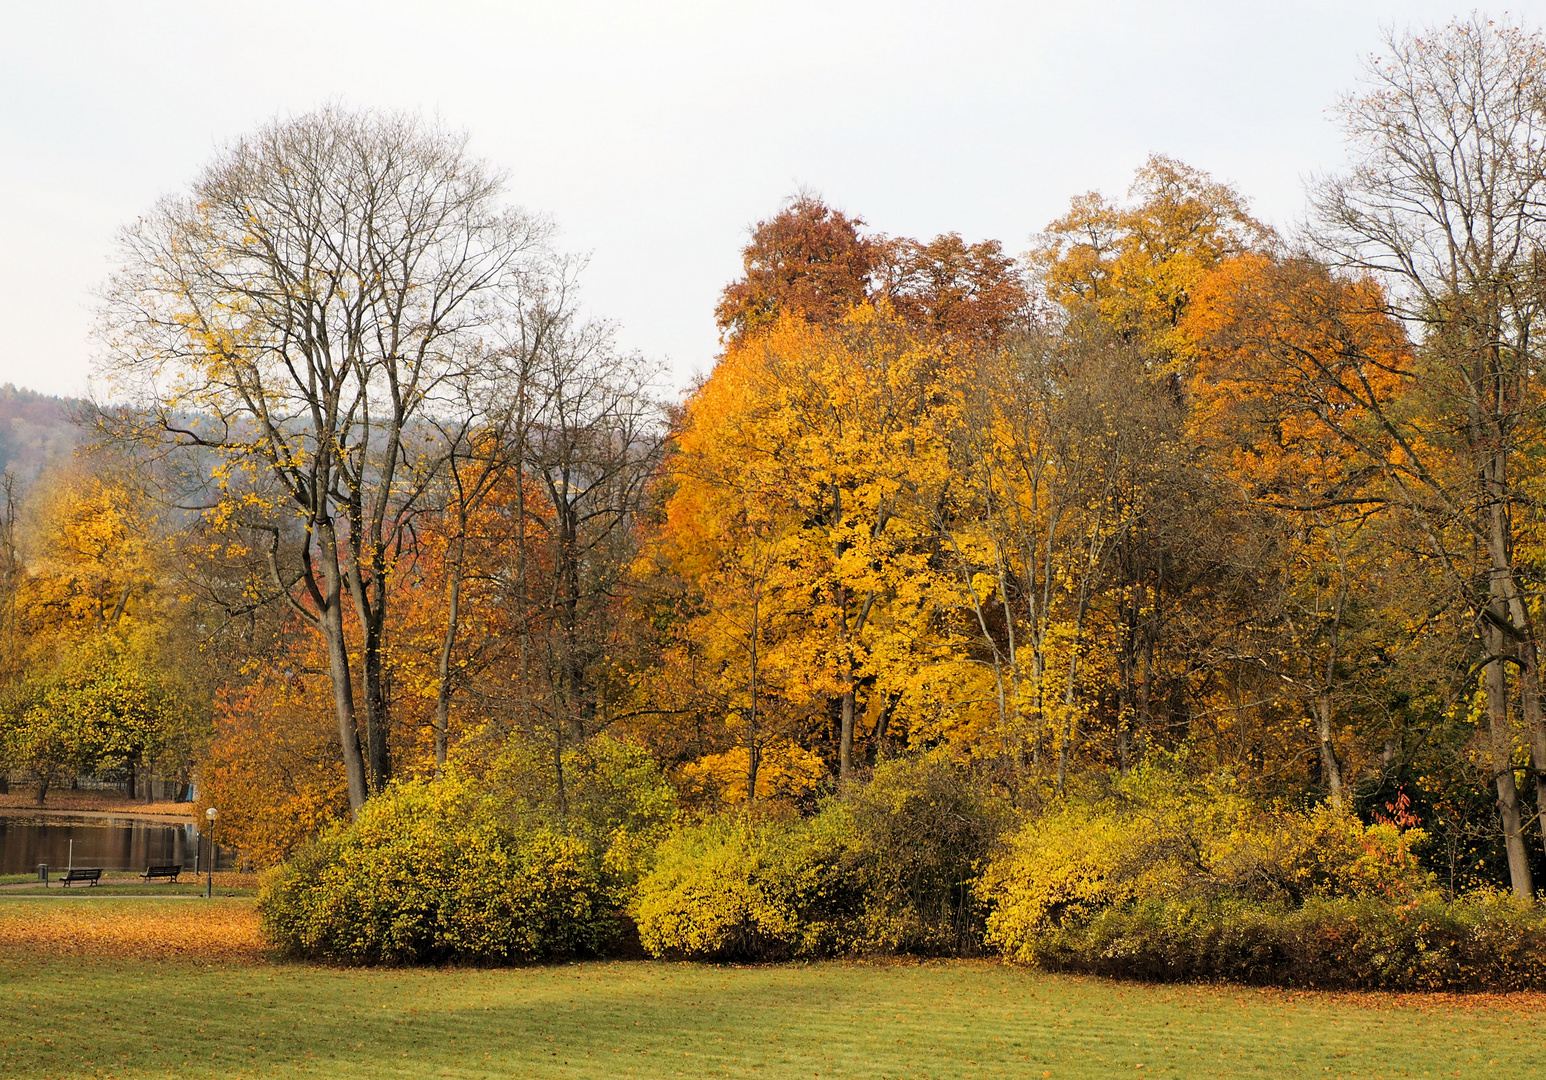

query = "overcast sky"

[{"left": 0, "top": 1, "right": 1518, "bottom": 400}]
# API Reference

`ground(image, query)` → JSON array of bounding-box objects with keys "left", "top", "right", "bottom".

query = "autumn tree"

[
  {"left": 0, "top": 455, "right": 211, "bottom": 802},
  {"left": 882, "top": 233, "right": 1032, "bottom": 346},
  {"left": 718, "top": 193, "right": 1031, "bottom": 349},
  {"left": 15, "top": 461, "right": 157, "bottom": 636},
  {"left": 413, "top": 296, "right": 571, "bottom": 772},
  {"left": 500, "top": 316, "right": 663, "bottom": 807},
  {"left": 1021, "top": 158, "right": 1277, "bottom": 786},
  {"left": 1184, "top": 253, "right": 1428, "bottom": 808},
  {"left": 0, "top": 631, "right": 197, "bottom": 805},
  {"left": 934, "top": 331, "right": 1117, "bottom": 794},
  {"left": 1033, "top": 154, "right": 1273, "bottom": 361},
  {"left": 196, "top": 663, "right": 350, "bottom": 866},
  {"left": 715, "top": 193, "right": 882, "bottom": 345},
  {"left": 1310, "top": 16, "right": 1546, "bottom": 897},
  {"left": 101, "top": 107, "right": 557, "bottom": 812},
  {"left": 659, "top": 308, "right": 955, "bottom": 788}
]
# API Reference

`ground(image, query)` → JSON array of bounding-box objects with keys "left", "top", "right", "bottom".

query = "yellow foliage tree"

[{"left": 652, "top": 307, "right": 958, "bottom": 794}]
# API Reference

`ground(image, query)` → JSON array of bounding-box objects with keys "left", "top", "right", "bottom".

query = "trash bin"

[{"left": 37, "top": 863, "right": 48, "bottom": 883}]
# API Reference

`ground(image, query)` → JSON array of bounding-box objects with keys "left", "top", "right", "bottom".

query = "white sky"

[{"left": 0, "top": 0, "right": 1519, "bottom": 400}]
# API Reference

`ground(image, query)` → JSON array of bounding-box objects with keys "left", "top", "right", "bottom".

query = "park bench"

[
  {"left": 59, "top": 868, "right": 103, "bottom": 887},
  {"left": 141, "top": 864, "right": 182, "bottom": 883}
]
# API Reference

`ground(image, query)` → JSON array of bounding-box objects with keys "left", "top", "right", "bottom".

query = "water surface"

[{"left": 0, "top": 813, "right": 234, "bottom": 876}]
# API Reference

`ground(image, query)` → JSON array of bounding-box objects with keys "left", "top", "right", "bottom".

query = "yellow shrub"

[
  {"left": 631, "top": 812, "right": 861, "bottom": 960},
  {"left": 259, "top": 774, "right": 613, "bottom": 964},
  {"left": 981, "top": 762, "right": 1434, "bottom": 962}
]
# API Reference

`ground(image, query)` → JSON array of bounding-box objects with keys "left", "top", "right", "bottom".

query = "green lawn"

[
  {"left": 1, "top": 882, "right": 255, "bottom": 896},
  {"left": 0, "top": 900, "right": 1537, "bottom": 1080}
]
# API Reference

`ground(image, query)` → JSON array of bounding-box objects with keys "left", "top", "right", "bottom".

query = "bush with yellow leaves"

[
  {"left": 633, "top": 752, "right": 1013, "bottom": 959},
  {"left": 259, "top": 773, "right": 614, "bottom": 964},
  {"left": 631, "top": 808, "right": 863, "bottom": 960},
  {"left": 980, "top": 757, "right": 1434, "bottom": 964}
]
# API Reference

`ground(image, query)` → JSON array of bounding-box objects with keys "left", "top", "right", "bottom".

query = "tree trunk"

[
  {"left": 745, "top": 600, "right": 759, "bottom": 802},
  {"left": 1503, "top": 607, "right": 1546, "bottom": 865},
  {"left": 305, "top": 517, "right": 370, "bottom": 813},
  {"left": 1507, "top": 645, "right": 1546, "bottom": 865},
  {"left": 1484, "top": 632, "right": 1534, "bottom": 899},
  {"left": 868, "top": 694, "right": 897, "bottom": 766},
  {"left": 1484, "top": 442, "right": 1534, "bottom": 899},
  {"left": 835, "top": 589, "right": 877, "bottom": 785},
  {"left": 363, "top": 630, "right": 391, "bottom": 793},
  {"left": 433, "top": 544, "right": 464, "bottom": 772},
  {"left": 1532, "top": 725, "right": 1546, "bottom": 865},
  {"left": 344, "top": 516, "right": 393, "bottom": 796},
  {"left": 320, "top": 593, "right": 368, "bottom": 812},
  {"left": 838, "top": 687, "right": 855, "bottom": 783},
  {"left": 1314, "top": 691, "right": 1345, "bottom": 810}
]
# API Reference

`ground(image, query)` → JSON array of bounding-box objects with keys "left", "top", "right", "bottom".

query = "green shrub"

[
  {"left": 843, "top": 752, "right": 1014, "bottom": 954},
  {"left": 259, "top": 774, "right": 615, "bottom": 964},
  {"left": 480, "top": 732, "right": 678, "bottom": 900},
  {"left": 981, "top": 759, "right": 1433, "bottom": 960},
  {"left": 1021, "top": 893, "right": 1546, "bottom": 991},
  {"left": 633, "top": 752, "right": 1015, "bottom": 960}
]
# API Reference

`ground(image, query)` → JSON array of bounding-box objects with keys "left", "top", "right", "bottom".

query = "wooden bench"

[
  {"left": 59, "top": 868, "right": 103, "bottom": 887},
  {"left": 142, "top": 864, "right": 182, "bottom": 884}
]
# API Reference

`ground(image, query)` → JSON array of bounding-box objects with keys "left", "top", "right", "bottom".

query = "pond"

[{"left": 0, "top": 814, "right": 236, "bottom": 877}]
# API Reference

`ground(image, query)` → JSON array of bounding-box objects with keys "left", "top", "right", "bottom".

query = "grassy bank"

[
  {"left": 0, "top": 897, "right": 1538, "bottom": 1079},
  {"left": 0, "top": 882, "right": 257, "bottom": 896},
  {"left": 0, "top": 790, "right": 193, "bottom": 817}
]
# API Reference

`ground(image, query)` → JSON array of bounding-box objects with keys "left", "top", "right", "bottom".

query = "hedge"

[{"left": 1020, "top": 894, "right": 1546, "bottom": 991}]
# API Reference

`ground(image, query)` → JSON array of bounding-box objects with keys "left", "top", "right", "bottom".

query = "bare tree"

[
  {"left": 1312, "top": 15, "right": 1546, "bottom": 897},
  {"left": 99, "top": 107, "right": 554, "bottom": 812},
  {"left": 518, "top": 318, "right": 663, "bottom": 809}
]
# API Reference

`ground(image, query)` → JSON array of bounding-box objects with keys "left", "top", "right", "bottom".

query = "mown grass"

[{"left": 0, "top": 897, "right": 1538, "bottom": 1080}]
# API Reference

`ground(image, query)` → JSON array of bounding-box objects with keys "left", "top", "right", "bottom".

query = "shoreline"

[{"left": 0, "top": 807, "right": 197, "bottom": 825}]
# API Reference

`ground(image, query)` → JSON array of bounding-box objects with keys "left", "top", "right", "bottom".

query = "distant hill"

[{"left": 0, "top": 384, "right": 83, "bottom": 488}]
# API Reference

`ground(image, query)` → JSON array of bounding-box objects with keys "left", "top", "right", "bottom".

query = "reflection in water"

[{"left": 0, "top": 815, "right": 237, "bottom": 875}]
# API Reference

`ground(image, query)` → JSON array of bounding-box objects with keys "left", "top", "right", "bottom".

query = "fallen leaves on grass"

[{"left": 0, "top": 901, "right": 265, "bottom": 962}]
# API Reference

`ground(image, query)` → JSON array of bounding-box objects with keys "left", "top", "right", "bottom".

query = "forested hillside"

[{"left": 0, "top": 384, "right": 80, "bottom": 487}]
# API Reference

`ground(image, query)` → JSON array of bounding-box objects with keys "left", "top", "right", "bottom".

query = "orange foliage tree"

[{"left": 197, "top": 665, "right": 349, "bottom": 867}]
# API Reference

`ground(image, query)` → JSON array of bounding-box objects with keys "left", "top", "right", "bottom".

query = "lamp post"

[{"left": 205, "top": 807, "right": 217, "bottom": 899}]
